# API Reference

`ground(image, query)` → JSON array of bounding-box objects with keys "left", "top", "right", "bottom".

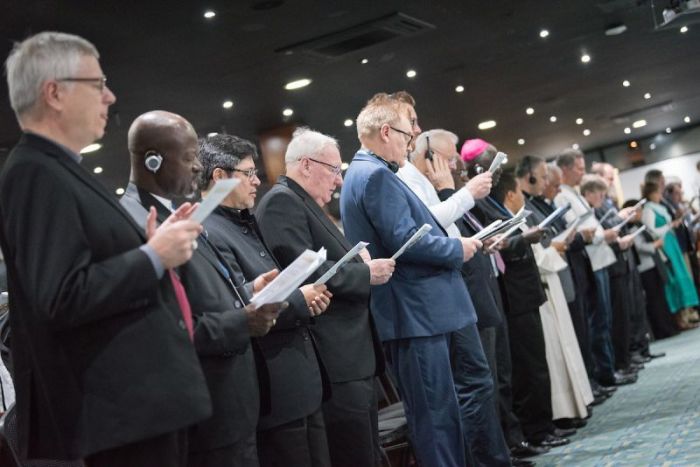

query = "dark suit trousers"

[
  {"left": 610, "top": 273, "right": 632, "bottom": 371},
  {"left": 641, "top": 269, "right": 679, "bottom": 339},
  {"left": 258, "top": 407, "right": 331, "bottom": 467},
  {"left": 566, "top": 254, "right": 595, "bottom": 377},
  {"left": 450, "top": 324, "right": 511, "bottom": 467},
  {"left": 494, "top": 314, "right": 526, "bottom": 447},
  {"left": 591, "top": 269, "right": 616, "bottom": 383},
  {"left": 85, "top": 430, "right": 187, "bottom": 467},
  {"left": 188, "top": 432, "right": 258, "bottom": 467},
  {"left": 321, "top": 377, "right": 380, "bottom": 467},
  {"left": 506, "top": 310, "right": 554, "bottom": 442},
  {"left": 629, "top": 269, "right": 651, "bottom": 354},
  {"left": 387, "top": 334, "right": 464, "bottom": 467}
]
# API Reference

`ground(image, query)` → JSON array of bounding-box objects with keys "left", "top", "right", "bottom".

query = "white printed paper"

[
  {"left": 191, "top": 178, "right": 240, "bottom": 224},
  {"left": 471, "top": 220, "right": 503, "bottom": 241},
  {"left": 314, "top": 241, "right": 369, "bottom": 285},
  {"left": 630, "top": 225, "right": 647, "bottom": 238},
  {"left": 250, "top": 248, "right": 327, "bottom": 307},
  {"left": 538, "top": 203, "right": 571, "bottom": 230},
  {"left": 391, "top": 224, "right": 432, "bottom": 260},
  {"left": 488, "top": 152, "right": 508, "bottom": 173}
]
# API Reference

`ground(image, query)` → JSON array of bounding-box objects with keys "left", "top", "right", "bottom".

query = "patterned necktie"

[
  {"left": 168, "top": 270, "right": 194, "bottom": 340},
  {"left": 465, "top": 211, "right": 506, "bottom": 274}
]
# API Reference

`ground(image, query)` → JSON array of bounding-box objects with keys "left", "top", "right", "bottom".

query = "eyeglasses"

[
  {"left": 228, "top": 167, "right": 259, "bottom": 179},
  {"left": 56, "top": 76, "right": 108, "bottom": 92},
  {"left": 306, "top": 158, "right": 342, "bottom": 176},
  {"left": 389, "top": 126, "right": 414, "bottom": 146}
]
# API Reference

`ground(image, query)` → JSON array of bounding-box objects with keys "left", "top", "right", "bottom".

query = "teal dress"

[{"left": 646, "top": 203, "right": 699, "bottom": 313}]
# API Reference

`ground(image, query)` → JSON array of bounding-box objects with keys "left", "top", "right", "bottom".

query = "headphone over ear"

[
  {"left": 369, "top": 151, "right": 399, "bottom": 173},
  {"left": 144, "top": 150, "right": 163, "bottom": 173},
  {"left": 425, "top": 135, "right": 434, "bottom": 161},
  {"left": 529, "top": 173, "right": 537, "bottom": 185}
]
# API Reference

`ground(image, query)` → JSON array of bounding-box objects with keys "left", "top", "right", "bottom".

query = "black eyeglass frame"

[
  {"left": 305, "top": 157, "right": 343, "bottom": 176},
  {"left": 56, "top": 76, "right": 108, "bottom": 92},
  {"left": 388, "top": 126, "right": 414, "bottom": 146}
]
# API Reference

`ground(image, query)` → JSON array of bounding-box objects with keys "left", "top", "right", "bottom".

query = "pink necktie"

[
  {"left": 465, "top": 211, "right": 506, "bottom": 273},
  {"left": 168, "top": 270, "right": 194, "bottom": 340}
]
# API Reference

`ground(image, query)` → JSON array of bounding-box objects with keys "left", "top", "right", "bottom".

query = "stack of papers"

[
  {"left": 538, "top": 203, "right": 571, "bottom": 229},
  {"left": 250, "top": 248, "right": 327, "bottom": 307},
  {"left": 488, "top": 152, "right": 508, "bottom": 173},
  {"left": 475, "top": 210, "right": 532, "bottom": 242}
]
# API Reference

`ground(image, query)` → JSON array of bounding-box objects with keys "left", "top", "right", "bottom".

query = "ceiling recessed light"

[
  {"left": 455, "top": 85, "right": 465, "bottom": 93},
  {"left": 632, "top": 119, "right": 647, "bottom": 128},
  {"left": 115, "top": 187, "right": 125, "bottom": 196},
  {"left": 549, "top": 116, "right": 557, "bottom": 123},
  {"left": 680, "top": 26, "right": 689, "bottom": 33},
  {"left": 605, "top": 23, "right": 627, "bottom": 36},
  {"left": 666, "top": 127, "right": 672, "bottom": 133},
  {"left": 282, "top": 108, "right": 294, "bottom": 117},
  {"left": 517, "top": 138, "right": 525, "bottom": 145},
  {"left": 576, "top": 118, "right": 584, "bottom": 125},
  {"left": 650, "top": 143, "right": 657, "bottom": 150},
  {"left": 80, "top": 143, "right": 102, "bottom": 154},
  {"left": 361, "top": 58, "right": 369, "bottom": 64},
  {"left": 644, "top": 92, "right": 651, "bottom": 99},
  {"left": 222, "top": 100, "right": 233, "bottom": 109},
  {"left": 93, "top": 166, "right": 103, "bottom": 174},
  {"left": 630, "top": 141, "right": 638, "bottom": 148},
  {"left": 203, "top": 10, "right": 216, "bottom": 19},
  {"left": 284, "top": 78, "right": 312, "bottom": 90},
  {"left": 343, "top": 119, "right": 353, "bottom": 127},
  {"left": 684, "top": 116, "right": 691, "bottom": 123},
  {"left": 207, "top": 132, "right": 218, "bottom": 137},
  {"left": 581, "top": 54, "right": 591, "bottom": 63},
  {"left": 341, "top": 162, "right": 349, "bottom": 171},
  {"left": 622, "top": 80, "right": 630, "bottom": 87},
  {"left": 572, "top": 143, "right": 580, "bottom": 150},
  {"left": 624, "top": 127, "right": 631, "bottom": 134},
  {"left": 539, "top": 29, "right": 550, "bottom": 38},
  {"left": 526, "top": 107, "right": 535, "bottom": 115},
  {"left": 406, "top": 69, "right": 417, "bottom": 78},
  {"left": 478, "top": 120, "right": 497, "bottom": 130},
  {"left": 583, "top": 129, "right": 591, "bottom": 136}
]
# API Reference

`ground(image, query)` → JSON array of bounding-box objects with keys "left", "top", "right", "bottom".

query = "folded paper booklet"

[
  {"left": 478, "top": 211, "right": 533, "bottom": 242},
  {"left": 488, "top": 151, "right": 508, "bottom": 173},
  {"left": 250, "top": 248, "right": 327, "bottom": 307},
  {"left": 630, "top": 225, "right": 647, "bottom": 238},
  {"left": 553, "top": 217, "right": 582, "bottom": 243},
  {"left": 538, "top": 202, "right": 571, "bottom": 230},
  {"left": 612, "top": 216, "right": 632, "bottom": 232},
  {"left": 392, "top": 224, "right": 432, "bottom": 260},
  {"left": 597, "top": 207, "right": 617, "bottom": 225},
  {"left": 191, "top": 178, "right": 240, "bottom": 224},
  {"left": 470, "top": 219, "right": 503, "bottom": 241},
  {"left": 491, "top": 220, "right": 527, "bottom": 247},
  {"left": 314, "top": 241, "right": 369, "bottom": 285}
]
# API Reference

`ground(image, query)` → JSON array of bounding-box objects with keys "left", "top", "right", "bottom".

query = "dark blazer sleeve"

[
  {"left": 192, "top": 307, "right": 250, "bottom": 356},
  {"left": 2, "top": 159, "right": 159, "bottom": 330},
  {"left": 257, "top": 189, "right": 371, "bottom": 302}
]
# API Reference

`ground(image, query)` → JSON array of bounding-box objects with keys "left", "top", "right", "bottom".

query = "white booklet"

[
  {"left": 392, "top": 224, "right": 432, "bottom": 260},
  {"left": 491, "top": 220, "right": 527, "bottom": 247},
  {"left": 470, "top": 220, "right": 503, "bottom": 241},
  {"left": 314, "top": 241, "right": 369, "bottom": 285},
  {"left": 488, "top": 151, "right": 508, "bottom": 173},
  {"left": 191, "top": 178, "right": 240, "bottom": 224},
  {"left": 538, "top": 203, "right": 571, "bottom": 229},
  {"left": 630, "top": 225, "right": 647, "bottom": 238},
  {"left": 250, "top": 248, "right": 327, "bottom": 307},
  {"left": 553, "top": 217, "right": 582, "bottom": 243}
]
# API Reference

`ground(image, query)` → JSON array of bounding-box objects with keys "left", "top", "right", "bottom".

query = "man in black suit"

[
  {"left": 249, "top": 128, "right": 395, "bottom": 467},
  {"left": 0, "top": 32, "right": 211, "bottom": 465},
  {"left": 195, "top": 133, "right": 335, "bottom": 467},
  {"left": 120, "top": 111, "right": 284, "bottom": 467}
]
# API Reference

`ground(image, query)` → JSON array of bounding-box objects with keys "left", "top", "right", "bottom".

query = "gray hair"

[
  {"left": 285, "top": 127, "right": 339, "bottom": 164},
  {"left": 580, "top": 174, "right": 608, "bottom": 195},
  {"left": 355, "top": 93, "right": 404, "bottom": 140},
  {"left": 556, "top": 148, "right": 584, "bottom": 169},
  {"left": 410, "top": 129, "right": 458, "bottom": 161},
  {"left": 5, "top": 31, "right": 99, "bottom": 118},
  {"left": 546, "top": 162, "right": 562, "bottom": 181}
]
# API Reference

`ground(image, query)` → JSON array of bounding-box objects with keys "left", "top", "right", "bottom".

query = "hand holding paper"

[{"left": 314, "top": 241, "right": 369, "bottom": 285}]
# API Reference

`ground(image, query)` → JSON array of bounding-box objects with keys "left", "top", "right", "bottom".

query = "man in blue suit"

[{"left": 340, "top": 93, "right": 482, "bottom": 467}]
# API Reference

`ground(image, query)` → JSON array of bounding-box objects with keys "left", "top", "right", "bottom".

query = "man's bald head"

[{"left": 127, "top": 110, "right": 201, "bottom": 199}]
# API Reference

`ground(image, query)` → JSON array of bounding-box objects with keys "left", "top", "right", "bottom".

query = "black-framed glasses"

[
  {"left": 306, "top": 157, "right": 342, "bottom": 176},
  {"left": 389, "top": 126, "right": 414, "bottom": 146},
  {"left": 56, "top": 76, "right": 108, "bottom": 92},
  {"left": 227, "top": 167, "right": 259, "bottom": 179}
]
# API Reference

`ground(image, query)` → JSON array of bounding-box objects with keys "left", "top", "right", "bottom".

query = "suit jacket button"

[
  {"left": 178, "top": 319, "right": 186, "bottom": 330},
  {"left": 235, "top": 300, "right": 242, "bottom": 308},
  {"left": 242, "top": 228, "right": 248, "bottom": 234},
  {"left": 295, "top": 319, "right": 302, "bottom": 326},
  {"left": 259, "top": 251, "right": 266, "bottom": 257}
]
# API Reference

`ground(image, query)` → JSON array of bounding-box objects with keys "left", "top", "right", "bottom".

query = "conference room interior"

[{"left": 2, "top": 0, "right": 700, "bottom": 466}]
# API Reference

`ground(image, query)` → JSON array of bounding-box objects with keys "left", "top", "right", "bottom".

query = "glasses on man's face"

[
  {"left": 228, "top": 167, "right": 259, "bottom": 180},
  {"left": 389, "top": 126, "right": 414, "bottom": 147},
  {"left": 306, "top": 157, "right": 342, "bottom": 176},
  {"left": 56, "top": 76, "right": 108, "bottom": 93}
]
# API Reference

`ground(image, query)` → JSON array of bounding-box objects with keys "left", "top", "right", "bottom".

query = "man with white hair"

[
  {"left": 0, "top": 32, "right": 210, "bottom": 465},
  {"left": 255, "top": 127, "right": 395, "bottom": 467},
  {"left": 340, "top": 93, "right": 482, "bottom": 467}
]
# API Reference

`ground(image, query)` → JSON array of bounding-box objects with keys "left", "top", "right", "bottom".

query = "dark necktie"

[{"left": 465, "top": 211, "right": 506, "bottom": 274}]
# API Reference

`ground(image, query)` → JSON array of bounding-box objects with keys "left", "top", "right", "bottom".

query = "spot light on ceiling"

[
  {"left": 207, "top": 132, "right": 218, "bottom": 137},
  {"left": 576, "top": 118, "right": 584, "bottom": 125},
  {"left": 361, "top": 58, "right": 369, "bottom": 64},
  {"left": 666, "top": 127, "right": 672, "bottom": 134},
  {"left": 478, "top": 120, "right": 497, "bottom": 130},
  {"left": 644, "top": 93, "right": 651, "bottom": 100},
  {"left": 605, "top": 23, "right": 627, "bottom": 36},
  {"left": 622, "top": 80, "right": 630, "bottom": 87},
  {"left": 526, "top": 107, "right": 535, "bottom": 115},
  {"left": 222, "top": 100, "right": 234, "bottom": 109},
  {"left": 203, "top": 10, "right": 216, "bottom": 19},
  {"left": 80, "top": 143, "right": 102, "bottom": 154},
  {"left": 343, "top": 119, "right": 353, "bottom": 127},
  {"left": 549, "top": 116, "right": 557, "bottom": 123},
  {"left": 539, "top": 29, "right": 550, "bottom": 38},
  {"left": 282, "top": 108, "right": 294, "bottom": 117},
  {"left": 685, "top": 116, "right": 692, "bottom": 123},
  {"left": 284, "top": 78, "right": 312, "bottom": 90},
  {"left": 624, "top": 127, "right": 631, "bottom": 134},
  {"left": 93, "top": 166, "right": 103, "bottom": 174},
  {"left": 632, "top": 119, "right": 647, "bottom": 128},
  {"left": 580, "top": 53, "right": 591, "bottom": 63},
  {"left": 630, "top": 141, "right": 638, "bottom": 148},
  {"left": 583, "top": 129, "right": 591, "bottom": 136},
  {"left": 406, "top": 69, "right": 417, "bottom": 78},
  {"left": 115, "top": 187, "right": 125, "bottom": 196},
  {"left": 680, "top": 26, "right": 689, "bottom": 33},
  {"left": 455, "top": 85, "right": 465, "bottom": 93},
  {"left": 572, "top": 143, "right": 580, "bottom": 150},
  {"left": 518, "top": 138, "right": 525, "bottom": 145}
]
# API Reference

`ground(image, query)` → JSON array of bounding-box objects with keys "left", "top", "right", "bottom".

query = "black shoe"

[
  {"left": 510, "top": 441, "right": 550, "bottom": 458},
  {"left": 645, "top": 351, "right": 666, "bottom": 359},
  {"left": 552, "top": 427, "right": 576, "bottom": 437},
  {"left": 590, "top": 393, "right": 608, "bottom": 406},
  {"left": 512, "top": 457, "right": 536, "bottom": 467},
  {"left": 631, "top": 354, "right": 652, "bottom": 364},
  {"left": 618, "top": 366, "right": 639, "bottom": 376},
  {"left": 598, "top": 384, "right": 617, "bottom": 395},
  {"left": 532, "top": 433, "right": 570, "bottom": 448},
  {"left": 554, "top": 418, "right": 587, "bottom": 429},
  {"left": 600, "top": 371, "right": 637, "bottom": 386}
]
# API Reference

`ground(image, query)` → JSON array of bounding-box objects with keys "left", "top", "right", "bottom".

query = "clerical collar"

[
  {"left": 25, "top": 131, "right": 83, "bottom": 164},
  {"left": 150, "top": 193, "right": 173, "bottom": 212}
]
